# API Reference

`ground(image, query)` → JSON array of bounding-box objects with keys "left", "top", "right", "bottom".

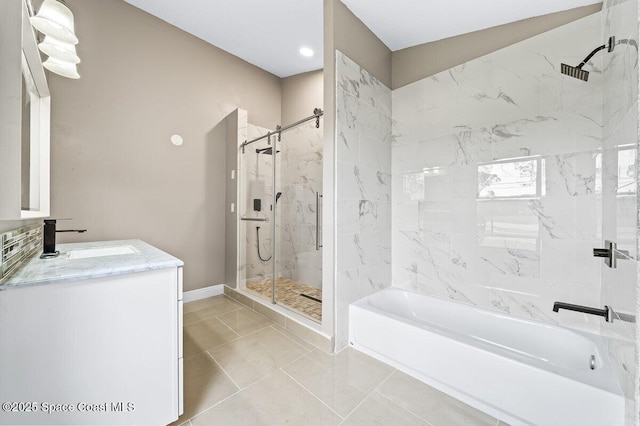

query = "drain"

[{"left": 300, "top": 293, "right": 322, "bottom": 303}]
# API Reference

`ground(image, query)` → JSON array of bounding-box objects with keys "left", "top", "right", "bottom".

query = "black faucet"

[
  {"left": 40, "top": 219, "right": 87, "bottom": 259},
  {"left": 552, "top": 302, "right": 613, "bottom": 323}
]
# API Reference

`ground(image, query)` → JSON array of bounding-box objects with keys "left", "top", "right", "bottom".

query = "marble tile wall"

[
  {"left": 333, "top": 6, "right": 638, "bottom": 424},
  {"left": 598, "top": 0, "right": 639, "bottom": 424},
  {"left": 391, "top": 13, "right": 607, "bottom": 333},
  {"left": 335, "top": 51, "right": 393, "bottom": 350}
]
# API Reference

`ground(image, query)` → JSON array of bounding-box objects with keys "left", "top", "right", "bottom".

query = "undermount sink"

[{"left": 66, "top": 245, "right": 139, "bottom": 260}]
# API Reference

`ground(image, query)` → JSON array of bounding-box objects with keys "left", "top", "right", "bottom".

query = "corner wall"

[
  {"left": 282, "top": 70, "right": 324, "bottom": 123},
  {"left": 224, "top": 108, "right": 244, "bottom": 289},
  {"left": 324, "top": 0, "right": 393, "bottom": 349}
]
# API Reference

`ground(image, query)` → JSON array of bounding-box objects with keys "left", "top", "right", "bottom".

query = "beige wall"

[
  {"left": 330, "top": 0, "right": 392, "bottom": 88},
  {"left": 281, "top": 70, "right": 324, "bottom": 123},
  {"left": 392, "top": 4, "right": 602, "bottom": 89},
  {"left": 0, "top": 220, "right": 40, "bottom": 235},
  {"left": 48, "top": 0, "right": 281, "bottom": 292}
]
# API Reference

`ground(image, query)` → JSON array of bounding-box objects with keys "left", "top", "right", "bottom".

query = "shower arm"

[
  {"left": 576, "top": 44, "right": 607, "bottom": 69},
  {"left": 574, "top": 36, "right": 621, "bottom": 70},
  {"left": 574, "top": 35, "right": 639, "bottom": 70}
]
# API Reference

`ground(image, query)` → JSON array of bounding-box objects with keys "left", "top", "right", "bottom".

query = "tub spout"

[{"left": 553, "top": 302, "right": 613, "bottom": 323}]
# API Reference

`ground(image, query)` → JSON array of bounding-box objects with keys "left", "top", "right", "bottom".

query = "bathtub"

[{"left": 349, "top": 288, "right": 624, "bottom": 426}]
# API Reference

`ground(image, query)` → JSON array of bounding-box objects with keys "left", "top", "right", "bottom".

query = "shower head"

[
  {"left": 560, "top": 36, "right": 616, "bottom": 82},
  {"left": 275, "top": 192, "right": 282, "bottom": 203},
  {"left": 256, "top": 147, "right": 280, "bottom": 155},
  {"left": 561, "top": 63, "right": 590, "bottom": 81}
]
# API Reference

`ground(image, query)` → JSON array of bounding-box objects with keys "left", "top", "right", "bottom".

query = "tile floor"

[{"left": 174, "top": 295, "right": 508, "bottom": 426}]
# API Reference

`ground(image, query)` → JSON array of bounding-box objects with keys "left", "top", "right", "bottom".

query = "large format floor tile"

[
  {"left": 271, "top": 324, "right": 316, "bottom": 351},
  {"left": 183, "top": 316, "right": 239, "bottom": 358},
  {"left": 183, "top": 296, "right": 242, "bottom": 325},
  {"left": 170, "top": 352, "right": 238, "bottom": 425},
  {"left": 209, "top": 326, "right": 310, "bottom": 389},
  {"left": 184, "top": 296, "right": 232, "bottom": 314},
  {"left": 376, "top": 370, "right": 497, "bottom": 426},
  {"left": 217, "top": 307, "right": 272, "bottom": 336},
  {"left": 282, "top": 347, "right": 394, "bottom": 417},
  {"left": 179, "top": 295, "right": 502, "bottom": 426},
  {"left": 341, "top": 392, "right": 429, "bottom": 426},
  {"left": 189, "top": 370, "right": 341, "bottom": 426}
]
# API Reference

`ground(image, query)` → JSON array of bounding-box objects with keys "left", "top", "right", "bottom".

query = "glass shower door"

[
  {"left": 237, "top": 113, "right": 323, "bottom": 324},
  {"left": 273, "top": 120, "right": 323, "bottom": 322},
  {"left": 238, "top": 130, "right": 277, "bottom": 303}
]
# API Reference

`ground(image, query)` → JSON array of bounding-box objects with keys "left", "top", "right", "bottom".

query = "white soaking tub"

[{"left": 349, "top": 288, "right": 624, "bottom": 426}]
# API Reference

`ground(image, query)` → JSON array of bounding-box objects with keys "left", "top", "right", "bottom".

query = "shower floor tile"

[{"left": 245, "top": 277, "right": 322, "bottom": 322}]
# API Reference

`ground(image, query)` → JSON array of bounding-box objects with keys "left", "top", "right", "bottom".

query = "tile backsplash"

[{"left": 0, "top": 224, "right": 42, "bottom": 284}]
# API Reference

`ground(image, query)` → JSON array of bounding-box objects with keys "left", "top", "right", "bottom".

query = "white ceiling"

[{"left": 122, "top": 0, "right": 601, "bottom": 78}]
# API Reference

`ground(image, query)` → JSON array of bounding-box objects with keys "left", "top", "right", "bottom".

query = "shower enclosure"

[{"left": 237, "top": 109, "right": 323, "bottom": 323}]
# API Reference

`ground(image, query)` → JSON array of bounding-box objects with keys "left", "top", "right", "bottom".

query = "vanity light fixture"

[
  {"left": 38, "top": 35, "right": 80, "bottom": 64},
  {"left": 42, "top": 56, "right": 80, "bottom": 79},
  {"left": 29, "top": 0, "right": 78, "bottom": 45},
  {"left": 30, "top": 0, "right": 81, "bottom": 79},
  {"left": 299, "top": 47, "right": 314, "bottom": 57}
]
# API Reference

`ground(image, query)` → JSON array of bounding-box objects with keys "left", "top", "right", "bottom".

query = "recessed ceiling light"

[{"left": 299, "top": 47, "right": 314, "bottom": 57}]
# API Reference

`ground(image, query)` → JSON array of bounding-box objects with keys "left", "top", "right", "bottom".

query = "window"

[{"left": 478, "top": 158, "right": 539, "bottom": 199}]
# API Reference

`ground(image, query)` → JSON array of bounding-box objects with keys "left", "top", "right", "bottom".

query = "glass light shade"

[
  {"left": 30, "top": 0, "right": 78, "bottom": 45},
  {"left": 43, "top": 56, "right": 80, "bottom": 79},
  {"left": 38, "top": 36, "right": 80, "bottom": 64}
]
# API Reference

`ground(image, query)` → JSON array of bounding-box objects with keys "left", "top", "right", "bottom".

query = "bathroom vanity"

[{"left": 0, "top": 240, "right": 184, "bottom": 425}]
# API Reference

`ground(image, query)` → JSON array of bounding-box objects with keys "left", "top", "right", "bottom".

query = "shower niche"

[{"left": 227, "top": 108, "right": 324, "bottom": 324}]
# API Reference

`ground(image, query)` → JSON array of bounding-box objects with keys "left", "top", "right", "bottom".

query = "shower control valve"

[{"left": 593, "top": 240, "right": 629, "bottom": 268}]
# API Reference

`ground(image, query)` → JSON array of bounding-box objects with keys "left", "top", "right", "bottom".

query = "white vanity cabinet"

[{"left": 0, "top": 247, "right": 184, "bottom": 425}]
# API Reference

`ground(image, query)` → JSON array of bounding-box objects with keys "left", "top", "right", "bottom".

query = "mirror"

[
  {"left": 0, "top": 0, "right": 50, "bottom": 220},
  {"left": 22, "top": 55, "right": 36, "bottom": 211},
  {"left": 20, "top": 0, "right": 50, "bottom": 219}
]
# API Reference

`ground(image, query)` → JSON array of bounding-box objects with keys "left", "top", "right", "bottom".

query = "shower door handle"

[
  {"left": 240, "top": 217, "right": 268, "bottom": 222},
  {"left": 316, "top": 192, "right": 323, "bottom": 250}
]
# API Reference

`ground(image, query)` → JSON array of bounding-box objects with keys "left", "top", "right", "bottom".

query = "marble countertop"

[{"left": 0, "top": 239, "right": 183, "bottom": 291}]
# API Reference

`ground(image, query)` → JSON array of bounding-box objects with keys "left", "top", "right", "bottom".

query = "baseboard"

[{"left": 183, "top": 284, "right": 224, "bottom": 303}]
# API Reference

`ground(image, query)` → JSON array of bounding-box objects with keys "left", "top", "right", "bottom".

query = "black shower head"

[
  {"left": 256, "top": 147, "right": 280, "bottom": 155},
  {"left": 561, "top": 63, "right": 590, "bottom": 81},
  {"left": 561, "top": 36, "right": 616, "bottom": 82}
]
